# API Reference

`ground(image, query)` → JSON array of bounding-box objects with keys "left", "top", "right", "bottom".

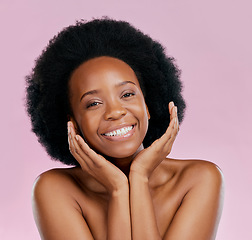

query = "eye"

[
  {"left": 87, "top": 101, "right": 101, "bottom": 108},
  {"left": 122, "top": 92, "right": 135, "bottom": 98}
]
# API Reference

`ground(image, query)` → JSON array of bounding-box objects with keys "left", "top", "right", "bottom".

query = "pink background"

[{"left": 1, "top": 0, "right": 251, "bottom": 239}]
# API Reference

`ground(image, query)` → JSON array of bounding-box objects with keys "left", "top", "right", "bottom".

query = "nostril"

[{"left": 104, "top": 107, "right": 127, "bottom": 120}]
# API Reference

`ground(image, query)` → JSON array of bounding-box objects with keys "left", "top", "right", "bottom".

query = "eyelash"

[
  {"left": 122, "top": 92, "right": 135, "bottom": 98},
  {"left": 86, "top": 101, "right": 101, "bottom": 108},
  {"left": 86, "top": 92, "right": 135, "bottom": 108}
]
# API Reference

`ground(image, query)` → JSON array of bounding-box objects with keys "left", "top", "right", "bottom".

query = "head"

[
  {"left": 26, "top": 18, "right": 186, "bottom": 166},
  {"left": 69, "top": 56, "right": 150, "bottom": 160}
]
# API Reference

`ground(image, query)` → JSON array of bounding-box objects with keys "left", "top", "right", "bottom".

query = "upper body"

[
  {"left": 32, "top": 56, "right": 224, "bottom": 240},
  {"left": 33, "top": 158, "right": 224, "bottom": 240},
  {"left": 26, "top": 19, "right": 224, "bottom": 240}
]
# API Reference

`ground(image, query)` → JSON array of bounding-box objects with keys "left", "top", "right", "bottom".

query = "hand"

[
  {"left": 130, "top": 101, "right": 179, "bottom": 179},
  {"left": 68, "top": 121, "right": 128, "bottom": 194}
]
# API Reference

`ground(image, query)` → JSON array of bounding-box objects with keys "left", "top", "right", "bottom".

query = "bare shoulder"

[
  {"left": 164, "top": 158, "right": 224, "bottom": 188},
  {"left": 32, "top": 168, "right": 94, "bottom": 240},
  {"left": 33, "top": 167, "right": 78, "bottom": 186},
  {"left": 32, "top": 168, "right": 83, "bottom": 221},
  {"left": 160, "top": 159, "right": 225, "bottom": 239},
  {"left": 32, "top": 167, "right": 89, "bottom": 216},
  {"left": 185, "top": 159, "right": 224, "bottom": 192},
  {"left": 32, "top": 168, "right": 80, "bottom": 198}
]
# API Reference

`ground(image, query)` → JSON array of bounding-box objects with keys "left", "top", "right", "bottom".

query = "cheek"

[
  {"left": 141, "top": 112, "right": 149, "bottom": 136},
  {"left": 78, "top": 113, "right": 99, "bottom": 138},
  {"left": 141, "top": 106, "right": 150, "bottom": 136},
  {"left": 131, "top": 101, "right": 149, "bottom": 133}
]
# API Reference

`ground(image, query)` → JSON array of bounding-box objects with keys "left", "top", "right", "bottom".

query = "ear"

[
  {"left": 67, "top": 115, "right": 81, "bottom": 134},
  {"left": 145, "top": 104, "right": 151, "bottom": 120}
]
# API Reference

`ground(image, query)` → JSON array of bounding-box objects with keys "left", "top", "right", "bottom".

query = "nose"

[{"left": 104, "top": 100, "right": 127, "bottom": 120}]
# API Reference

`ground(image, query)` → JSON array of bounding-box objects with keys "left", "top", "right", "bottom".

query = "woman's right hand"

[{"left": 68, "top": 121, "right": 128, "bottom": 195}]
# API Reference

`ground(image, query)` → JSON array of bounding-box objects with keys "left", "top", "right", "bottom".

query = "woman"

[{"left": 26, "top": 18, "right": 224, "bottom": 240}]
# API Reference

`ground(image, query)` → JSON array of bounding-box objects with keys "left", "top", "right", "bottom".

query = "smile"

[{"left": 103, "top": 126, "right": 134, "bottom": 137}]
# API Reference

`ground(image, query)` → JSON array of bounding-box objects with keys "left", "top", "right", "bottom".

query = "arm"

[
  {"left": 107, "top": 185, "right": 131, "bottom": 240},
  {"left": 129, "top": 102, "right": 179, "bottom": 240},
  {"left": 32, "top": 171, "right": 94, "bottom": 240},
  {"left": 163, "top": 163, "right": 224, "bottom": 240},
  {"left": 129, "top": 172, "right": 161, "bottom": 240},
  {"left": 68, "top": 122, "right": 131, "bottom": 240},
  {"left": 129, "top": 101, "right": 224, "bottom": 239},
  {"left": 129, "top": 161, "right": 224, "bottom": 240}
]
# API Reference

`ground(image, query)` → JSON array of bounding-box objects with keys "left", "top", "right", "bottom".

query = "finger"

[
  {"left": 68, "top": 130, "right": 85, "bottom": 167},
  {"left": 170, "top": 103, "right": 179, "bottom": 133},
  {"left": 68, "top": 122, "right": 94, "bottom": 169},
  {"left": 175, "top": 112, "right": 179, "bottom": 132},
  {"left": 169, "top": 116, "right": 179, "bottom": 138},
  {"left": 169, "top": 101, "right": 174, "bottom": 120},
  {"left": 165, "top": 116, "right": 176, "bottom": 136},
  {"left": 152, "top": 104, "right": 179, "bottom": 155},
  {"left": 68, "top": 133, "right": 88, "bottom": 169},
  {"left": 153, "top": 117, "right": 176, "bottom": 147},
  {"left": 172, "top": 106, "right": 179, "bottom": 132},
  {"left": 164, "top": 117, "right": 179, "bottom": 149},
  {"left": 142, "top": 103, "right": 177, "bottom": 154},
  {"left": 171, "top": 106, "right": 177, "bottom": 121},
  {"left": 68, "top": 122, "right": 78, "bottom": 155},
  {"left": 68, "top": 121, "right": 106, "bottom": 168},
  {"left": 160, "top": 104, "right": 179, "bottom": 143},
  {"left": 169, "top": 101, "right": 174, "bottom": 111},
  {"left": 162, "top": 113, "right": 178, "bottom": 141},
  {"left": 75, "top": 135, "right": 105, "bottom": 168}
]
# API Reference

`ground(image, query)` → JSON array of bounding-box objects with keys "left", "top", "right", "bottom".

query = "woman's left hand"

[{"left": 130, "top": 101, "right": 179, "bottom": 179}]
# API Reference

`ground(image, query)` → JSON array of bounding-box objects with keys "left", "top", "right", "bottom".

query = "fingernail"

[
  {"left": 75, "top": 135, "right": 79, "bottom": 141},
  {"left": 67, "top": 122, "right": 70, "bottom": 133}
]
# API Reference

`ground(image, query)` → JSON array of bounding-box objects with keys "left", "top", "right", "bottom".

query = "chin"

[
  {"left": 100, "top": 142, "right": 143, "bottom": 160},
  {"left": 107, "top": 152, "right": 135, "bottom": 160}
]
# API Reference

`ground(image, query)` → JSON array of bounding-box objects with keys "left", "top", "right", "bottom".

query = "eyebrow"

[
  {"left": 80, "top": 90, "right": 99, "bottom": 102},
  {"left": 80, "top": 81, "right": 136, "bottom": 102}
]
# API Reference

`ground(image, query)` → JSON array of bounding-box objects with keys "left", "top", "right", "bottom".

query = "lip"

[
  {"left": 101, "top": 124, "right": 136, "bottom": 141},
  {"left": 101, "top": 123, "right": 136, "bottom": 135}
]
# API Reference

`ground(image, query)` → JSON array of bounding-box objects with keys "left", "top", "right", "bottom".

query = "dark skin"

[{"left": 32, "top": 56, "right": 224, "bottom": 240}]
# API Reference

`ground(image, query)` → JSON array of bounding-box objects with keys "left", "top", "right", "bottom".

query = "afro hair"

[{"left": 26, "top": 18, "right": 186, "bottom": 166}]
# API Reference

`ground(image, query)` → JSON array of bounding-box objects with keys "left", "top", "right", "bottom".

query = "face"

[{"left": 68, "top": 56, "right": 150, "bottom": 160}]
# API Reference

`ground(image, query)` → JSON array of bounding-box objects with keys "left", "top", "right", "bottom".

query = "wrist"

[
  {"left": 129, "top": 170, "right": 149, "bottom": 184},
  {"left": 109, "top": 183, "right": 129, "bottom": 198},
  {"left": 107, "top": 176, "right": 129, "bottom": 195},
  {"left": 130, "top": 162, "right": 151, "bottom": 181}
]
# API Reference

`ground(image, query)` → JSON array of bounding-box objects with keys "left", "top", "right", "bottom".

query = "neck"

[
  {"left": 75, "top": 144, "right": 145, "bottom": 195},
  {"left": 107, "top": 144, "right": 144, "bottom": 177}
]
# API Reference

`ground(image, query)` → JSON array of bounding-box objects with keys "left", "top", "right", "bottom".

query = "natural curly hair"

[{"left": 26, "top": 18, "right": 186, "bottom": 166}]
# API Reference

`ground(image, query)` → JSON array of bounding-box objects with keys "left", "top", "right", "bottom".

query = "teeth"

[{"left": 104, "top": 126, "right": 133, "bottom": 137}]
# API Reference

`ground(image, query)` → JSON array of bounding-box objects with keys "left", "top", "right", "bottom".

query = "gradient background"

[{"left": 1, "top": 0, "right": 251, "bottom": 239}]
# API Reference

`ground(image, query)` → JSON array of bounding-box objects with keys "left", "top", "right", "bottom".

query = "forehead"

[{"left": 69, "top": 56, "right": 141, "bottom": 91}]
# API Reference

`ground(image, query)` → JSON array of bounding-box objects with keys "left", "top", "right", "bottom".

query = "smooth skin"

[{"left": 32, "top": 57, "right": 224, "bottom": 240}]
